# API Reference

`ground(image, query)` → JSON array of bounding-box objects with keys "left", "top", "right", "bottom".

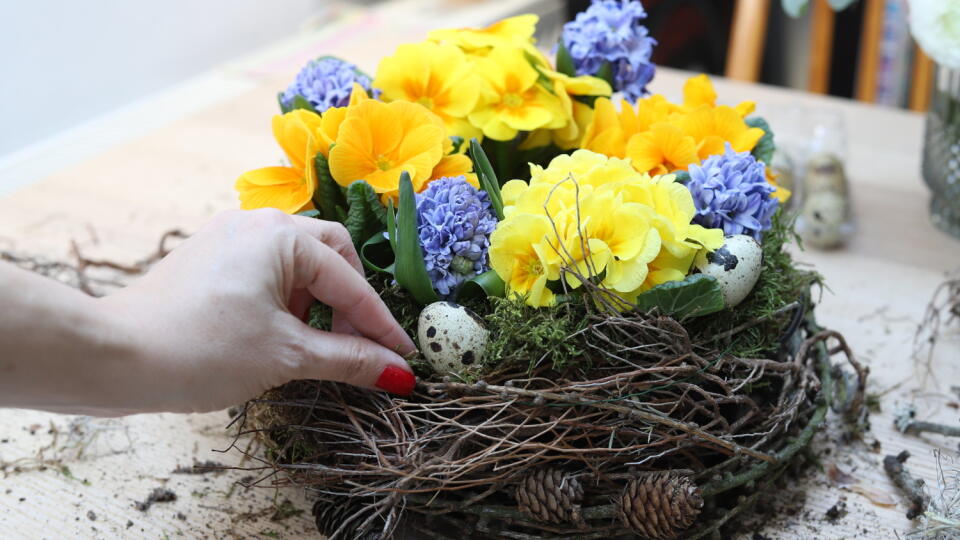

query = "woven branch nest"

[{"left": 234, "top": 293, "right": 867, "bottom": 540}]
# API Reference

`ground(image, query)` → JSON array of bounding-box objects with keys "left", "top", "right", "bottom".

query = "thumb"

[{"left": 295, "top": 326, "right": 417, "bottom": 396}]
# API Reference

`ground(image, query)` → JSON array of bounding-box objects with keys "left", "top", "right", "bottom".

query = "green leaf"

[
  {"left": 456, "top": 270, "right": 506, "bottom": 301},
  {"left": 556, "top": 40, "right": 576, "bottom": 77},
  {"left": 278, "top": 92, "right": 292, "bottom": 114},
  {"left": 673, "top": 170, "right": 691, "bottom": 184},
  {"left": 524, "top": 51, "right": 556, "bottom": 93},
  {"left": 634, "top": 274, "right": 725, "bottom": 318},
  {"left": 469, "top": 138, "right": 505, "bottom": 220},
  {"left": 595, "top": 61, "right": 615, "bottom": 88},
  {"left": 394, "top": 172, "right": 439, "bottom": 305},
  {"left": 386, "top": 198, "right": 398, "bottom": 254},
  {"left": 746, "top": 117, "right": 775, "bottom": 165},
  {"left": 449, "top": 135, "right": 465, "bottom": 154},
  {"left": 296, "top": 209, "right": 321, "bottom": 218},
  {"left": 313, "top": 153, "right": 347, "bottom": 222},
  {"left": 291, "top": 95, "right": 318, "bottom": 114},
  {"left": 360, "top": 232, "right": 395, "bottom": 275},
  {"left": 344, "top": 180, "right": 386, "bottom": 248}
]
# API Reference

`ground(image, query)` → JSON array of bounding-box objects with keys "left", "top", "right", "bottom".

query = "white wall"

[{"left": 0, "top": 0, "right": 328, "bottom": 156}]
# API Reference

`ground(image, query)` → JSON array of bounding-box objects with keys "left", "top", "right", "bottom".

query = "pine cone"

[
  {"left": 617, "top": 470, "right": 703, "bottom": 539},
  {"left": 515, "top": 468, "right": 584, "bottom": 525},
  {"left": 312, "top": 496, "right": 382, "bottom": 539}
]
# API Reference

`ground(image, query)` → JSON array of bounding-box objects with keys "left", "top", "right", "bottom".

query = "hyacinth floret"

[
  {"left": 280, "top": 57, "right": 378, "bottom": 113},
  {"left": 686, "top": 144, "right": 779, "bottom": 241},
  {"left": 561, "top": 0, "right": 657, "bottom": 102},
  {"left": 416, "top": 176, "right": 498, "bottom": 298}
]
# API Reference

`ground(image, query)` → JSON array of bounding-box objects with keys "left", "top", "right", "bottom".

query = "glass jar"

[{"left": 922, "top": 65, "right": 960, "bottom": 239}]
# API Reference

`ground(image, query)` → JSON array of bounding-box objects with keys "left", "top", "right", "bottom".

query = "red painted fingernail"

[{"left": 375, "top": 365, "right": 416, "bottom": 395}]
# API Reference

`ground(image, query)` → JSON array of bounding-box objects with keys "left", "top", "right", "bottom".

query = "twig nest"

[
  {"left": 417, "top": 301, "right": 489, "bottom": 375},
  {"left": 799, "top": 191, "right": 849, "bottom": 249},
  {"left": 694, "top": 235, "right": 762, "bottom": 309}
]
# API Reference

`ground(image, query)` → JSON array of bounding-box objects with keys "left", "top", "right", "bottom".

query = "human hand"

[{"left": 99, "top": 209, "right": 418, "bottom": 414}]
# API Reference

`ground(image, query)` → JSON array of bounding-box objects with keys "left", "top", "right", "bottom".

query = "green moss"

[
  {"left": 309, "top": 275, "right": 589, "bottom": 379},
  {"left": 480, "top": 296, "right": 588, "bottom": 374},
  {"left": 687, "top": 210, "right": 822, "bottom": 358}
]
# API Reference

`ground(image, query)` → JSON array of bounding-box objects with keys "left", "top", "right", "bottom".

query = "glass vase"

[{"left": 922, "top": 65, "right": 960, "bottom": 239}]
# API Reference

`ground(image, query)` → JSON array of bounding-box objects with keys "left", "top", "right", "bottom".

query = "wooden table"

[{"left": 1, "top": 1, "right": 959, "bottom": 537}]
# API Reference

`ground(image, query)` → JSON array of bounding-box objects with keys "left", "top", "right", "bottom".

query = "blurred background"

[{"left": 0, "top": 0, "right": 926, "bottom": 184}]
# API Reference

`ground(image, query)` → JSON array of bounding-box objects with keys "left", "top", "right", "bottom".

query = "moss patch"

[{"left": 687, "top": 210, "right": 822, "bottom": 358}]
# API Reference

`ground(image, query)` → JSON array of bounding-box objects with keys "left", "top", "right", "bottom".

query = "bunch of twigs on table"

[
  {"left": 231, "top": 277, "right": 867, "bottom": 539},
  {"left": 1, "top": 229, "right": 186, "bottom": 296}
]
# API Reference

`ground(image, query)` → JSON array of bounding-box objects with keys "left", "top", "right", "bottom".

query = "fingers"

[
  {"left": 288, "top": 288, "right": 314, "bottom": 322},
  {"left": 291, "top": 231, "right": 417, "bottom": 355},
  {"left": 290, "top": 216, "right": 363, "bottom": 276},
  {"left": 289, "top": 216, "right": 384, "bottom": 338},
  {"left": 297, "top": 328, "right": 416, "bottom": 395}
]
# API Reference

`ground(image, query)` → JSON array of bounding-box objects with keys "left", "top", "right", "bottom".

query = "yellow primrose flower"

[
  {"left": 625, "top": 122, "right": 700, "bottom": 175},
  {"left": 674, "top": 105, "right": 765, "bottom": 161},
  {"left": 329, "top": 99, "right": 446, "bottom": 199},
  {"left": 571, "top": 190, "right": 662, "bottom": 292},
  {"left": 581, "top": 95, "right": 672, "bottom": 158},
  {"left": 468, "top": 47, "right": 566, "bottom": 141},
  {"left": 527, "top": 149, "right": 637, "bottom": 191},
  {"left": 538, "top": 71, "right": 612, "bottom": 150},
  {"left": 489, "top": 213, "right": 559, "bottom": 307},
  {"left": 490, "top": 150, "right": 723, "bottom": 308},
  {"left": 235, "top": 109, "right": 323, "bottom": 213},
  {"left": 374, "top": 41, "right": 482, "bottom": 140},
  {"left": 681, "top": 74, "right": 756, "bottom": 117},
  {"left": 315, "top": 83, "right": 372, "bottom": 158},
  {"left": 614, "top": 174, "right": 723, "bottom": 260},
  {"left": 430, "top": 151, "right": 479, "bottom": 189},
  {"left": 429, "top": 14, "right": 539, "bottom": 53}
]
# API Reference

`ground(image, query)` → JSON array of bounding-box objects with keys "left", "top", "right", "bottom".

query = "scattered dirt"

[
  {"left": 172, "top": 460, "right": 225, "bottom": 475},
  {"left": 134, "top": 487, "right": 177, "bottom": 512},
  {"left": 825, "top": 497, "right": 848, "bottom": 522}
]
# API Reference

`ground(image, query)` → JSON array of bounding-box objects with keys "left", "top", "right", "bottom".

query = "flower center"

[
  {"left": 376, "top": 155, "right": 394, "bottom": 171},
  {"left": 525, "top": 258, "right": 544, "bottom": 276},
  {"left": 416, "top": 96, "right": 435, "bottom": 110},
  {"left": 503, "top": 93, "right": 524, "bottom": 108}
]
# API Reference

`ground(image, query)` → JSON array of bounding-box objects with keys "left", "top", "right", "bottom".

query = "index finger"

[
  {"left": 290, "top": 215, "right": 363, "bottom": 276},
  {"left": 291, "top": 230, "right": 416, "bottom": 355}
]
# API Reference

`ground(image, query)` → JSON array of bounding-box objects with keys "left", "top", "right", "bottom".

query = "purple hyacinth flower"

[
  {"left": 415, "top": 177, "right": 498, "bottom": 298},
  {"left": 561, "top": 0, "right": 657, "bottom": 102},
  {"left": 686, "top": 144, "right": 780, "bottom": 241},
  {"left": 280, "top": 57, "right": 378, "bottom": 113}
]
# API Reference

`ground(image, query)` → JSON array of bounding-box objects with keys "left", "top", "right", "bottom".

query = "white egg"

[
  {"left": 805, "top": 153, "right": 848, "bottom": 195},
  {"left": 799, "top": 191, "right": 849, "bottom": 249},
  {"left": 417, "top": 301, "right": 489, "bottom": 375},
  {"left": 694, "top": 235, "right": 762, "bottom": 308}
]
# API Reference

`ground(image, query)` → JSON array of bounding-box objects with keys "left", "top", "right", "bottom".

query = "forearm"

[
  {"left": 0, "top": 211, "right": 417, "bottom": 416},
  {"left": 0, "top": 263, "right": 142, "bottom": 415}
]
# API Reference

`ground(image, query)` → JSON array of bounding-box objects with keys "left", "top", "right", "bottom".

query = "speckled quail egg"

[
  {"left": 799, "top": 190, "right": 849, "bottom": 249},
  {"left": 417, "top": 301, "right": 489, "bottom": 375},
  {"left": 805, "top": 153, "right": 848, "bottom": 195},
  {"left": 694, "top": 235, "right": 762, "bottom": 308}
]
